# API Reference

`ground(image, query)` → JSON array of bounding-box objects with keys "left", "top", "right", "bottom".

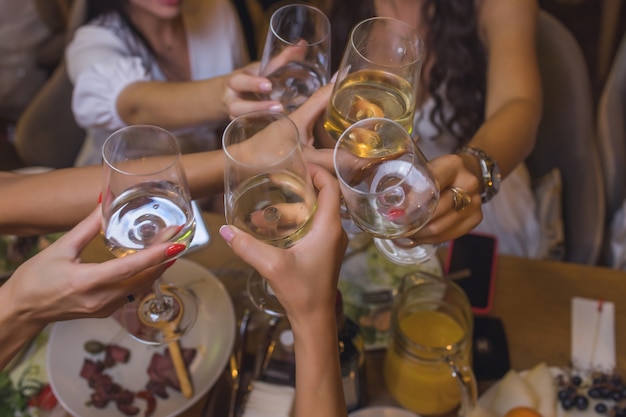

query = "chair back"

[
  {"left": 526, "top": 11, "right": 604, "bottom": 264},
  {"left": 13, "top": 0, "right": 86, "bottom": 168},
  {"left": 596, "top": 33, "right": 626, "bottom": 265}
]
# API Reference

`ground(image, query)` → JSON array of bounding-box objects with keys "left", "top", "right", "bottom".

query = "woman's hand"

[
  {"left": 223, "top": 62, "right": 283, "bottom": 118},
  {"left": 219, "top": 163, "right": 347, "bottom": 324},
  {"left": 409, "top": 153, "right": 484, "bottom": 243},
  {"left": 4, "top": 207, "right": 182, "bottom": 326}
]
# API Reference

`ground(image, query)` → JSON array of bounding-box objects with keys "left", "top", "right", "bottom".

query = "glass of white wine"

[
  {"left": 223, "top": 110, "right": 317, "bottom": 316},
  {"left": 101, "top": 125, "right": 198, "bottom": 344},
  {"left": 324, "top": 16, "right": 424, "bottom": 142},
  {"left": 258, "top": 3, "right": 331, "bottom": 113},
  {"left": 333, "top": 118, "right": 440, "bottom": 265}
]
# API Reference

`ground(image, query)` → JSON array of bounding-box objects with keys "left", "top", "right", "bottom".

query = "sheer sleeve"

[{"left": 66, "top": 25, "right": 150, "bottom": 131}]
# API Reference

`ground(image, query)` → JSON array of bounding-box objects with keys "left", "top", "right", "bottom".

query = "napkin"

[
  {"left": 571, "top": 297, "right": 616, "bottom": 371},
  {"left": 241, "top": 380, "right": 295, "bottom": 417}
]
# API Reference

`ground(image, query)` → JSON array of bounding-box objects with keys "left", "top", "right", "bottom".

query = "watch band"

[{"left": 459, "top": 146, "right": 502, "bottom": 203}]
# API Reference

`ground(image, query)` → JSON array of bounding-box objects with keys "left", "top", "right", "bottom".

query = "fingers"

[
  {"left": 290, "top": 84, "right": 333, "bottom": 129},
  {"left": 303, "top": 147, "right": 335, "bottom": 173},
  {"left": 228, "top": 68, "right": 270, "bottom": 95},
  {"left": 50, "top": 205, "right": 102, "bottom": 257}
]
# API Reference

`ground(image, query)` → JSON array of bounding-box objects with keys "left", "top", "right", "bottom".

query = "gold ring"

[{"left": 451, "top": 187, "right": 472, "bottom": 211}]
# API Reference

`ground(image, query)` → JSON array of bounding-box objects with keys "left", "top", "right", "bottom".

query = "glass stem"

[{"left": 150, "top": 276, "right": 168, "bottom": 315}]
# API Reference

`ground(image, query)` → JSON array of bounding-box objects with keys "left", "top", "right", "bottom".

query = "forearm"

[
  {"left": 291, "top": 311, "right": 347, "bottom": 417},
  {"left": 0, "top": 151, "right": 226, "bottom": 236},
  {"left": 465, "top": 97, "right": 541, "bottom": 178},
  {"left": 116, "top": 76, "right": 230, "bottom": 129},
  {"left": 0, "top": 283, "right": 45, "bottom": 371}
]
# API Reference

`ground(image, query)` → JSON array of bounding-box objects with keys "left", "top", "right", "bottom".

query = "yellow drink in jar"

[{"left": 384, "top": 309, "right": 470, "bottom": 416}]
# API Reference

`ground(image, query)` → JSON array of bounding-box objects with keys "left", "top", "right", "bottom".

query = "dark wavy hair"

[
  {"left": 326, "top": 0, "right": 486, "bottom": 145},
  {"left": 85, "top": 0, "right": 155, "bottom": 55}
]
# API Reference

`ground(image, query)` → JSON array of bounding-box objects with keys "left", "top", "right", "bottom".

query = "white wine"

[
  {"left": 324, "top": 69, "right": 416, "bottom": 141},
  {"left": 262, "top": 61, "right": 328, "bottom": 112},
  {"left": 341, "top": 156, "right": 437, "bottom": 238},
  {"left": 226, "top": 171, "right": 317, "bottom": 248},
  {"left": 103, "top": 181, "right": 195, "bottom": 257}
]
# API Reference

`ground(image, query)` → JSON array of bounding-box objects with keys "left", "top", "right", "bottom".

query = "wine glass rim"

[
  {"left": 102, "top": 125, "right": 182, "bottom": 176},
  {"left": 222, "top": 110, "right": 302, "bottom": 168},
  {"left": 350, "top": 16, "right": 424, "bottom": 67},
  {"left": 269, "top": 3, "right": 331, "bottom": 47},
  {"left": 333, "top": 117, "right": 421, "bottom": 196}
]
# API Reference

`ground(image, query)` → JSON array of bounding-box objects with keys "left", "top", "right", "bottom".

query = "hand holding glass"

[
  {"left": 258, "top": 4, "right": 330, "bottom": 112},
  {"left": 101, "top": 125, "right": 198, "bottom": 344},
  {"left": 223, "top": 110, "right": 317, "bottom": 316},
  {"left": 333, "top": 118, "right": 439, "bottom": 265}
]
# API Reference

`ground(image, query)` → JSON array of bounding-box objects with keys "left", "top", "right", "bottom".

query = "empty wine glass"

[
  {"left": 333, "top": 117, "right": 440, "bottom": 265},
  {"left": 223, "top": 110, "right": 317, "bottom": 316},
  {"left": 101, "top": 125, "right": 198, "bottom": 344},
  {"left": 258, "top": 3, "right": 331, "bottom": 113},
  {"left": 324, "top": 16, "right": 424, "bottom": 142}
]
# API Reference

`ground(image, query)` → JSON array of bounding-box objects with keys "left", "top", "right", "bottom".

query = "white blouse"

[
  {"left": 414, "top": 97, "right": 546, "bottom": 259},
  {"left": 66, "top": 0, "right": 248, "bottom": 166}
]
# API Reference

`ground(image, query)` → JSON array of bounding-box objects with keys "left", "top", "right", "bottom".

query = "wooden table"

[{"left": 81, "top": 212, "right": 626, "bottom": 415}]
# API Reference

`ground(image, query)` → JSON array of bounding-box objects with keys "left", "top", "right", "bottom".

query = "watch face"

[{"left": 491, "top": 164, "right": 502, "bottom": 193}]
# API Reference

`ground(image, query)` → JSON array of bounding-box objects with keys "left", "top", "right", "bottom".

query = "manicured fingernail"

[
  {"left": 260, "top": 81, "right": 272, "bottom": 91},
  {"left": 165, "top": 260, "right": 176, "bottom": 269},
  {"left": 166, "top": 243, "right": 186, "bottom": 257},
  {"left": 97, "top": 192, "right": 102, "bottom": 204},
  {"left": 269, "top": 104, "right": 283, "bottom": 112},
  {"left": 219, "top": 225, "right": 235, "bottom": 243}
]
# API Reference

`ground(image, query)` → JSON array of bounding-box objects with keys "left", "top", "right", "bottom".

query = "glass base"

[
  {"left": 247, "top": 270, "right": 285, "bottom": 317},
  {"left": 374, "top": 238, "right": 437, "bottom": 266},
  {"left": 117, "top": 281, "right": 199, "bottom": 345}
]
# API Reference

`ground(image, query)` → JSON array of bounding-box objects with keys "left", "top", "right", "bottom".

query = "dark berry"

[
  {"left": 571, "top": 375, "right": 583, "bottom": 386},
  {"left": 561, "top": 397, "right": 575, "bottom": 410},
  {"left": 611, "top": 391, "right": 622, "bottom": 401},
  {"left": 589, "top": 388, "right": 602, "bottom": 399},
  {"left": 594, "top": 403, "right": 608, "bottom": 414},
  {"left": 575, "top": 395, "right": 589, "bottom": 410},
  {"left": 558, "top": 388, "right": 572, "bottom": 401}
]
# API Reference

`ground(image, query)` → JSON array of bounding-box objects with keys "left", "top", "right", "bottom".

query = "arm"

[
  {"left": 219, "top": 164, "right": 348, "bottom": 417},
  {"left": 461, "top": 0, "right": 542, "bottom": 178},
  {"left": 0, "top": 207, "right": 180, "bottom": 370},
  {"left": 409, "top": 0, "right": 542, "bottom": 244},
  {"left": 0, "top": 152, "right": 224, "bottom": 236}
]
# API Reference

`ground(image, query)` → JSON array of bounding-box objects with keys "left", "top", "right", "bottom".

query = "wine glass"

[
  {"left": 222, "top": 110, "right": 317, "bottom": 317},
  {"left": 324, "top": 16, "right": 424, "bottom": 142},
  {"left": 333, "top": 117, "right": 440, "bottom": 265},
  {"left": 101, "top": 125, "right": 198, "bottom": 345},
  {"left": 258, "top": 3, "right": 331, "bottom": 113}
]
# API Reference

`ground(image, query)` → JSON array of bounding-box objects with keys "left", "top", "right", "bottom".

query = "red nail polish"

[
  {"left": 165, "top": 260, "right": 176, "bottom": 269},
  {"left": 166, "top": 243, "right": 186, "bottom": 258},
  {"left": 97, "top": 192, "right": 102, "bottom": 204}
]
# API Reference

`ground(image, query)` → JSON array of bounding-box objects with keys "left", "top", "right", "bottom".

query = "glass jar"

[{"left": 383, "top": 271, "right": 477, "bottom": 416}]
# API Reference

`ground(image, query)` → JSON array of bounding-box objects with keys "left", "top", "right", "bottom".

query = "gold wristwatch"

[{"left": 459, "top": 146, "right": 501, "bottom": 203}]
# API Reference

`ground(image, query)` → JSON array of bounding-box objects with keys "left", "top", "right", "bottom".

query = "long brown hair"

[{"left": 326, "top": 0, "right": 486, "bottom": 145}]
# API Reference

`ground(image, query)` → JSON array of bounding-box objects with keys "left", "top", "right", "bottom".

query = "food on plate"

[
  {"left": 79, "top": 340, "right": 196, "bottom": 416},
  {"left": 489, "top": 369, "right": 539, "bottom": 417},
  {"left": 556, "top": 369, "right": 626, "bottom": 414},
  {"left": 524, "top": 362, "right": 556, "bottom": 417},
  {"left": 504, "top": 406, "right": 543, "bottom": 417},
  {"left": 479, "top": 363, "right": 554, "bottom": 417}
]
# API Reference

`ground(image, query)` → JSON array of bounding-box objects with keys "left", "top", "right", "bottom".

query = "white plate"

[
  {"left": 47, "top": 258, "right": 236, "bottom": 417},
  {"left": 349, "top": 406, "right": 420, "bottom": 417},
  {"left": 478, "top": 367, "right": 601, "bottom": 417}
]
